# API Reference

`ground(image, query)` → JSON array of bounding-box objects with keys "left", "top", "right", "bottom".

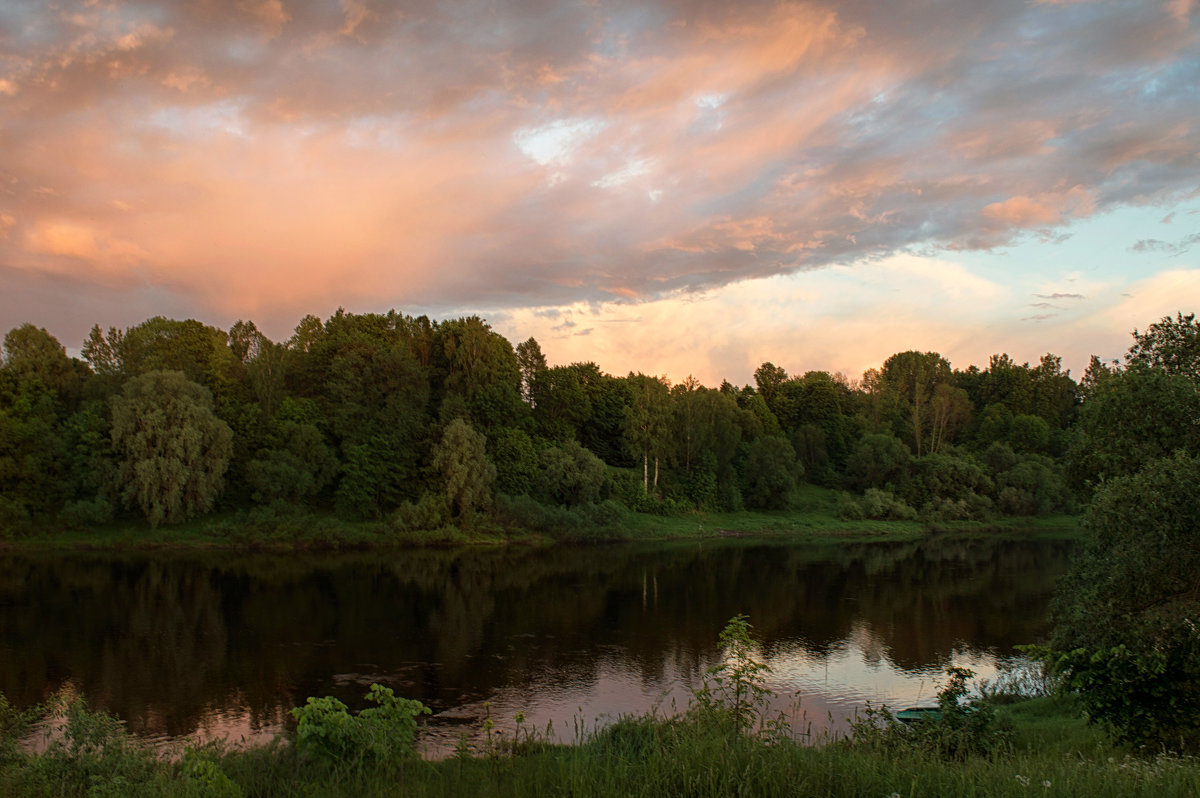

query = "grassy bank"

[
  {"left": 0, "top": 484, "right": 1082, "bottom": 551},
  {"left": 2, "top": 693, "right": 1194, "bottom": 798}
]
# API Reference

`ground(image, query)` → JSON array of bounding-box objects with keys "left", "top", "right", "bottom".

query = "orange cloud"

[
  {"left": 982, "top": 187, "right": 1095, "bottom": 229},
  {"left": 24, "top": 220, "right": 148, "bottom": 274}
]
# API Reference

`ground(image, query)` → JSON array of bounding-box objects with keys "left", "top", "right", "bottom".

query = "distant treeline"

[{"left": 0, "top": 310, "right": 1194, "bottom": 536}]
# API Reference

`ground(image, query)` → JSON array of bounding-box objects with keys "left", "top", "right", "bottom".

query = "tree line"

[{"left": 0, "top": 308, "right": 1178, "bottom": 535}]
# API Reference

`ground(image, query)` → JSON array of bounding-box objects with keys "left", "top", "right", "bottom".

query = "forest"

[{"left": 0, "top": 309, "right": 1196, "bottom": 539}]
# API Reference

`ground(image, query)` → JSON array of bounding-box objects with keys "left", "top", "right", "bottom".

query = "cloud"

[
  {"left": 1131, "top": 232, "right": 1200, "bottom": 255},
  {"left": 0, "top": 0, "right": 1197, "bottom": 343},
  {"left": 1035, "top": 292, "right": 1086, "bottom": 300}
]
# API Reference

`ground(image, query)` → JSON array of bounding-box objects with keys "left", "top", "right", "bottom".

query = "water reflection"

[{"left": 0, "top": 535, "right": 1072, "bottom": 753}]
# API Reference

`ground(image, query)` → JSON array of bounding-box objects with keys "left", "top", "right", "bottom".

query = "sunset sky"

[{"left": 1, "top": 0, "right": 1198, "bottom": 386}]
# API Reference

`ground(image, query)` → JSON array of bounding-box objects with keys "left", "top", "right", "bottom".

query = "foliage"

[
  {"left": 432, "top": 418, "right": 496, "bottom": 520},
  {"left": 742, "top": 435, "right": 801, "bottom": 510},
  {"left": 1041, "top": 451, "right": 1200, "bottom": 749},
  {"left": 1127, "top": 312, "right": 1200, "bottom": 384},
  {"left": 290, "top": 684, "right": 430, "bottom": 770},
  {"left": 844, "top": 432, "right": 909, "bottom": 491},
  {"left": 835, "top": 487, "right": 918, "bottom": 521},
  {"left": 1068, "top": 366, "right": 1200, "bottom": 488},
  {"left": 690, "top": 614, "right": 781, "bottom": 737},
  {"left": 535, "top": 439, "right": 610, "bottom": 507},
  {"left": 848, "top": 667, "right": 1011, "bottom": 760},
  {"left": 0, "top": 309, "right": 1182, "bottom": 534},
  {"left": 245, "top": 420, "right": 338, "bottom": 505},
  {"left": 110, "top": 370, "right": 234, "bottom": 526}
]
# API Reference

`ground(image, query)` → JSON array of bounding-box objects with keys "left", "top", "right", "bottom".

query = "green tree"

[
  {"left": 1068, "top": 366, "right": 1200, "bottom": 487},
  {"left": 753, "top": 362, "right": 788, "bottom": 410},
  {"left": 431, "top": 418, "right": 496, "bottom": 520},
  {"left": 879, "top": 351, "right": 952, "bottom": 457},
  {"left": 1044, "top": 451, "right": 1200, "bottom": 749},
  {"left": 532, "top": 365, "right": 591, "bottom": 441},
  {"left": 489, "top": 426, "right": 540, "bottom": 496},
  {"left": 110, "top": 370, "right": 233, "bottom": 526},
  {"left": 623, "top": 373, "right": 672, "bottom": 495},
  {"left": 742, "top": 435, "right": 801, "bottom": 510},
  {"left": 2, "top": 324, "right": 84, "bottom": 404},
  {"left": 515, "top": 336, "right": 547, "bottom": 405},
  {"left": 245, "top": 420, "right": 338, "bottom": 505},
  {"left": 436, "top": 316, "right": 524, "bottom": 431},
  {"left": 536, "top": 439, "right": 610, "bottom": 506},
  {"left": 1127, "top": 311, "right": 1200, "bottom": 384},
  {"left": 845, "top": 433, "right": 909, "bottom": 491}
]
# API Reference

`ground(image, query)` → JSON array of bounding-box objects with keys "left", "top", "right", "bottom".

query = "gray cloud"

[
  {"left": 0, "top": 0, "right": 1197, "bottom": 325},
  {"left": 1131, "top": 232, "right": 1200, "bottom": 255}
]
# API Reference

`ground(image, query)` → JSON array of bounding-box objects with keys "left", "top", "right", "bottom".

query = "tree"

[
  {"left": 532, "top": 365, "right": 591, "bottom": 441},
  {"left": 753, "top": 362, "right": 788, "bottom": 410},
  {"left": 245, "top": 420, "right": 338, "bottom": 505},
  {"left": 1127, "top": 312, "right": 1200, "bottom": 384},
  {"left": 436, "top": 316, "right": 524, "bottom": 430},
  {"left": 2, "top": 324, "right": 82, "bottom": 402},
  {"left": 927, "top": 383, "right": 970, "bottom": 454},
  {"left": 536, "top": 439, "right": 609, "bottom": 506},
  {"left": 431, "top": 418, "right": 496, "bottom": 520},
  {"left": 845, "top": 433, "right": 909, "bottom": 491},
  {"left": 515, "top": 337, "right": 547, "bottom": 405},
  {"left": 1044, "top": 451, "right": 1200, "bottom": 749},
  {"left": 879, "top": 351, "right": 951, "bottom": 457},
  {"left": 1068, "top": 366, "right": 1200, "bottom": 487},
  {"left": 623, "top": 373, "right": 672, "bottom": 495},
  {"left": 111, "top": 370, "right": 233, "bottom": 526},
  {"left": 489, "top": 426, "right": 539, "bottom": 496},
  {"left": 742, "top": 435, "right": 801, "bottom": 510}
]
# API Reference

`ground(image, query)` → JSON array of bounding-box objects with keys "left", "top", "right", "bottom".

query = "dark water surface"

[{"left": 0, "top": 535, "right": 1072, "bottom": 755}]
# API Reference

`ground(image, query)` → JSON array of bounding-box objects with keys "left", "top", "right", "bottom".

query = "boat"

[{"left": 895, "top": 706, "right": 942, "bottom": 724}]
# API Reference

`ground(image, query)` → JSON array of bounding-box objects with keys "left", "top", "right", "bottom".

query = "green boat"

[{"left": 895, "top": 706, "right": 942, "bottom": 724}]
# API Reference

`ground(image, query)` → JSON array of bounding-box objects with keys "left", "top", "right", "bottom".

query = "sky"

[{"left": 1, "top": 0, "right": 1198, "bottom": 387}]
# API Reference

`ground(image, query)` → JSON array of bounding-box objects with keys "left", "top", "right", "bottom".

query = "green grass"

[
  {"left": 5, "top": 694, "right": 1197, "bottom": 798},
  {"left": 2, "top": 485, "right": 1083, "bottom": 551}
]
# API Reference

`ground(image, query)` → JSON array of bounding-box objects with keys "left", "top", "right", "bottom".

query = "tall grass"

[{"left": 3, "top": 616, "right": 1193, "bottom": 797}]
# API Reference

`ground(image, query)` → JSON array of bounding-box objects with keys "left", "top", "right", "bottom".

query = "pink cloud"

[{"left": 0, "top": 0, "right": 1197, "bottom": 346}]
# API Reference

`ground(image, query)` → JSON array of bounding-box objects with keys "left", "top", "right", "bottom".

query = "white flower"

[
  {"left": 1015, "top": 774, "right": 1030, "bottom": 787},
  {"left": 1043, "top": 781, "right": 1051, "bottom": 789}
]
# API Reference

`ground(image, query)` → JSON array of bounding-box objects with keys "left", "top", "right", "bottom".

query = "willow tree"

[
  {"left": 432, "top": 418, "right": 495, "bottom": 520},
  {"left": 111, "top": 370, "right": 233, "bottom": 526}
]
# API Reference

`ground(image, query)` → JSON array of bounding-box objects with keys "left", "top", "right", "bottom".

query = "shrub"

[
  {"left": 848, "top": 667, "right": 1011, "bottom": 760},
  {"left": 57, "top": 497, "right": 115, "bottom": 529},
  {"left": 291, "top": 684, "right": 430, "bottom": 770}
]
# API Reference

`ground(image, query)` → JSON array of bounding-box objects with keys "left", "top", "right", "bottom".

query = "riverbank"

[
  {"left": 3, "top": 693, "right": 1194, "bottom": 798},
  {"left": 0, "top": 484, "right": 1082, "bottom": 551}
]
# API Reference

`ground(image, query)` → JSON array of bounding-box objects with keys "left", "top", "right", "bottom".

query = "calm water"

[{"left": 0, "top": 536, "right": 1072, "bottom": 755}]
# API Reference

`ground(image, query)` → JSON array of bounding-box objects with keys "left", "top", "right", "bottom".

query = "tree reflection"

[{"left": 0, "top": 537, "right": 1071, "bottom": 741}]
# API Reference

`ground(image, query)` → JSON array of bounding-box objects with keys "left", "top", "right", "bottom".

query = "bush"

[
  {"left": 291, "top": 684, "right": 430, "bottom": 770},
  {"left": 57, "top": 497, "right": 115, "bottom": 529},
  {"left": 492, "top": 494, "right": 628, "bottom": 541},
  {"left": 1041, "top": 451, "right": 1200, "bottom": 750},
  {"left": 848, "top": 667, "right": 1011, "bottom": 760},
  {"left": 391, "top": 492, "right": 450, "bottom": 534},
  {"left": 835, "top": 489, "right": 917, "bottom": 521}
]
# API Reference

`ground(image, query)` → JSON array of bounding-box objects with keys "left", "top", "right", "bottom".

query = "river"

[{"left": 0, "top": 535, "right": 1072, "bottom": 756}]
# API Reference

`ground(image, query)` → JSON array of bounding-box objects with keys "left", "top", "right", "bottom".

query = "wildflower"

[
  {"left": 1015, "top": 774, "right": 1030, "bottom": 787},
  {"left": 1043, "top": 781, "right": 1051, "bottom": 788}
]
